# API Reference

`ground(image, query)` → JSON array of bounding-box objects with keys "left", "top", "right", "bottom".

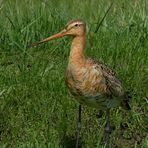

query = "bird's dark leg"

[
  {"left": 76, "top": 105, "right": 81, "bottom": 148},
  {"left": 104, "top": 109, "right": 112, "bottom": 148}
]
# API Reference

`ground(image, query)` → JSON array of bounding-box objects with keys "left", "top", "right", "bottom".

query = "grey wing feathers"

[
  {"left": 100, "top": 63, "right": 125, "bottom": 98},
  {"left": 88, "top": 58, "right": 125, "bottom": 98},
  {"left": 101, "top": 65, "right": 131, "bottom": 110}
]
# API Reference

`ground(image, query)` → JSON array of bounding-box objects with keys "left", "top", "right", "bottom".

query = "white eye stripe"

[
  {"left": 68, "top": 23, "right": 82, "bottom": 30},
  {"left": 65, "top": 21, "right": 85, "bottom": 30},
  {"left": 73, "top": 22, "right": 83, "bottom": 26}
]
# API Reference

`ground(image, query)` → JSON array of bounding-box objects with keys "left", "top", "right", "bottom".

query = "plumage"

[{"left": 65, "top": 58, "right": 130, "bottom": 109}]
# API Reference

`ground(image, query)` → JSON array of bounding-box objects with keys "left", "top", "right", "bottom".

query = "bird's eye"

[{"left": 75, "top": 24, "right": 78, "bottom": 27}]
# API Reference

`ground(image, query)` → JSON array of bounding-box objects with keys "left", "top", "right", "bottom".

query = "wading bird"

[{"left": 30, "top": 19, "right": 131, "bottom": 148}]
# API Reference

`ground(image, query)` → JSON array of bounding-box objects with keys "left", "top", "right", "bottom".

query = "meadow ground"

[{"left": 0, "top": 0, "right": 148, "bottom": 147}]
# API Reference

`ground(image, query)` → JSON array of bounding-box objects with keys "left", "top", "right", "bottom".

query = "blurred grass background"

[{"left": 0, "top": 0, "right": 148, "bottom": 147}]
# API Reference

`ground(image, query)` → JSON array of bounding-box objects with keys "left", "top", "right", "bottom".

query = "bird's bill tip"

[
  {"left": 28, "top": 29, "right": 67, "bottom": 48},
  {"left": 27, "top": 42, "right": 40, "bottom": 48}
]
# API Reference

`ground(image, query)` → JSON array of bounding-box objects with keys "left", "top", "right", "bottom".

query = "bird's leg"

[
  {"left": 104, "top": 109, "right": 112, "bottom": 148},
  {"left": 76, "top": 105, "right": 81, "bottom": 148},
  {"left": 105, "top": 109, "right": 111, "bottom": 133}
]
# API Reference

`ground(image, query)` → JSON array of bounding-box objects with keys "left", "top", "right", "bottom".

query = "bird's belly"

[
  {"left": 66, "top": 80, "right": 117, "bottom": 109},
  {"left": 66, "top": 78, "right": 119, "bottom": 109},
  {"left": 76, "top": 93, "right": 107, "bottom": 108},
  {"left": 65, "top": 66, "right": 119, "bottom": 109},
  {"left": 77, "top": 95, "right": 119, "bottom": 109}
]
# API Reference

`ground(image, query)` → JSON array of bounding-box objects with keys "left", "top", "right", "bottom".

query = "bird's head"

[
  {"left": 64, "top": 19, "right": 86, "bottom": 36},
  {"left": 30, "top": 19, "right": 86, "bottom": 47}
]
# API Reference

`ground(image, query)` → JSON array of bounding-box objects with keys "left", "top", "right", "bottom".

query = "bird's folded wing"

[{"left": 88, "top": 58, "right": 125, "bottom": 99}]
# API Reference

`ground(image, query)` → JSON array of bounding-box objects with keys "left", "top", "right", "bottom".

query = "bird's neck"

[{"left": 69, "top": 35, "right": 86, "bottom": 65}]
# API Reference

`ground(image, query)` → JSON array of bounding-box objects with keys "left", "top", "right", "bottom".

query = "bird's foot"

[{"left": 96, "top": 110, "right": 103, "bottom": 118}]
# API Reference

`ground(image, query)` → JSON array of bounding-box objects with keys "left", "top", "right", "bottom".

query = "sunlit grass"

[{"left": 0, "top": 0, "right": 148, "bottom": 147}]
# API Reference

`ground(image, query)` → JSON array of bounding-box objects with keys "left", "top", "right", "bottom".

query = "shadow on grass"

[{"left": 61, "top": 135, "right": 84, "bottom": 148}]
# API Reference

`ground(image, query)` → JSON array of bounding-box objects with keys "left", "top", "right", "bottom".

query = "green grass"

[{"left": 0, "top": 0, "right": 148, "bottom": 147}]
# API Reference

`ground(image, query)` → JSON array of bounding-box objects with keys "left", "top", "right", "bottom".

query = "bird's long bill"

[{"left": 30, "top": 29, "right": 67, "bottom": 47}]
